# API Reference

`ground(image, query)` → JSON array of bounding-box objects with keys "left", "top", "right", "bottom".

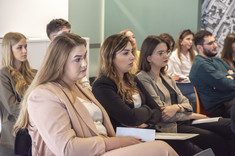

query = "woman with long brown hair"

[{"left": 221, "top": 33, "right": 235, "bottom": 68}]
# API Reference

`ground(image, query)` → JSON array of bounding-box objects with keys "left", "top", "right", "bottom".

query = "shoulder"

[
  {"left": 93, "top": 76, "right": 115, "bottom": 86},
  {"left": 193, "top": 55, "right": 207, "bottom": 66},
  {"left": 171, "top": 49, "right": 178, "bottom": 55},
  {"left": 213, "top": 57, "right": 227, "bottom": 63},
  {"left": 169, "top": 49, "right": 178, "bottom": 58},
  {"left": 92, "top": 76, "right": 117, "bottom": 91},
  {"left": 136, "top": 71, "right": 149, "bottom": 79},
  {"left": 30, "top": 83, "right": 59, "bottom": 96},
  {"left": 28, "top": 83, "right": 64, "bottom": 106},
  {"left": 0, "top": 67, "right": 11, "bottom": 82},
  {"left": 0, "top": 67, "right": 10, "bottom": 76}
]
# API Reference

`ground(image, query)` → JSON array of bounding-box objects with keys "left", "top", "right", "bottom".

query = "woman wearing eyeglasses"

[
  {"left": 137, "top": 35, "right": 235, "bottom": 156},
  {"left": 167, "top": 29, "right": 197, "bottom": 112}
]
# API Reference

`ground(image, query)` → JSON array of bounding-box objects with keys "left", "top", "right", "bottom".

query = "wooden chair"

[{"left": 193, "top": 87, "right": 210, "bottom": 116}]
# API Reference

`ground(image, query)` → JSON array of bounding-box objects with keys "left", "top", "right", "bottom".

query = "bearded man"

[{"left": 189, "top": 30, "right": 235, "bottom": 118}]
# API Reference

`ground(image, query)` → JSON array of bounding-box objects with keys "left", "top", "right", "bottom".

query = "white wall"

[{"left": 0, "top": 0, "right": 68, "bottom": 38}]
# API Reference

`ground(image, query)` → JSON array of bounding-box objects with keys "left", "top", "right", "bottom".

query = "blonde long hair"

[
  {"left": 96, "top": 34, "right": 137, "bottom": 103},
  {"left": 14, "top": 32, "right": 86, "bottom": 134},
  {"left": 1, "top": 32, "right": 36, "bottom": 97}
]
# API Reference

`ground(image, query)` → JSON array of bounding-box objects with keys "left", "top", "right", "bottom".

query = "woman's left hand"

[{"left": 161, "top": 105, "right": 178, "bottom": 122}]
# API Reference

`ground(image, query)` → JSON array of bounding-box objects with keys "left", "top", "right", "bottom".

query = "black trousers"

[
  {"left": 164, "top": 140, "right": 202, "bottom": 156},
  {"left": 209, "top": 98, "right": 235, "bottom": 118},
  {"left": 177, "top": 118, "right": 235, "bottom": 156}
]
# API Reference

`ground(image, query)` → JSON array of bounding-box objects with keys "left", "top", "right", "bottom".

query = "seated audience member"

[
  {"left": 92, "top": 34, "right": 202, "bottom": 155},
  {"left": 120, "top": 29, "right": 140, "bottom": 74},
  {"left": 46, "top": 18, "right": 71, "bottom": 40},
  {"left": 189, "top": 30, "right": 235, "bottom": 118},
  {"left": 137, "top": 35, "right": 235, "bottom": 156},
  {"left": 93, "top": 34, "right": 162, "bottom": 130},
  {"left": 167, "top": 29, "right": 197, "bottom": 112},
  {"left": 46, "top": 18, "right": 91, "bottom": 90},
  {"left": 13, "top": 32, "right": 177, "bottom": 156},
  {"left": 0, "top": 32, "right": 36, "bottom": 155},
  {"left": 221, "top": 33, "right": 235, "bottom": 68},
  {"left": 159, "top": 33, "right": 175, "bottom": 52}
]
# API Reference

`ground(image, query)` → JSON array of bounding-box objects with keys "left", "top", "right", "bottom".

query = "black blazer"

[{"left": 92, "top": 76, "right": 162, "bottom": 130}]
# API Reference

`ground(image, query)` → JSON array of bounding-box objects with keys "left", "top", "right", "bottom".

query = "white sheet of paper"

[
  {"left": 155, "top": 133, "right": 199, "bottom": 140},
  {"left": 116, "top": 127, "right": 156, "bottom": 142},
  {"left": 191, "top": 117, "right": 221, "bottom": 125}
]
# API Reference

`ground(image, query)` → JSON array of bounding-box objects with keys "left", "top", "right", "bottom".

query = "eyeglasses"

[
  {"left": 203, "top": 40, "right": 217, "bottom": 46},
  {"left": 154, "top": 50, "right": 171, "bottom": 56}
]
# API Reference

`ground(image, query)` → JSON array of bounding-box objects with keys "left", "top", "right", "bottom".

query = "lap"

[
  {"left": 178, "top": 118, "right": 235, "bottom": 143},
  {"left": 102, "top": 141, "right": 178, "bottom": 156},
  {"left": 178, "top": 118, "right": 231, "bottom": 135}
]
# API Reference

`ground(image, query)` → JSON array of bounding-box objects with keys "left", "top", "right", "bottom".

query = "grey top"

[{"left": 0, "top": 67, "right": 36, "bottom": 149}]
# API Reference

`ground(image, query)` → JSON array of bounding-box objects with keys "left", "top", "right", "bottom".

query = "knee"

[{"left": 146, "top": 141, "right": 178, "bottom": 155}]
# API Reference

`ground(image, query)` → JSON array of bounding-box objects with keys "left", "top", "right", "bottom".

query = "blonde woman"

[
  {"left": 0, "top": 32, "right": 36, "bottom": 155},
  {"left": 14, "top": 32, "right": 177, "bottom": 156}
]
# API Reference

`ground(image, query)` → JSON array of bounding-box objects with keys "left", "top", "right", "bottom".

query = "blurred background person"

[
  {"left": 167, "top": 29, "right": 197, "bottom": 112},
  {"left": 159, "top": 33, "right": 175, "bottom": 52},
  {"left": 120, "top": 29, "right": 140, "bottom": 74},
  {"left": 221, "top": 33, "right": 235, "bottom": 68}
]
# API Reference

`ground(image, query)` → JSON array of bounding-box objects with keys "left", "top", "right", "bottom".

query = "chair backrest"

[
  {"left": 14, "top": 128, "right": 32, "bottom": 156},
  {"left": 193, "top": 87, "right": 210, "bottom": 116}
]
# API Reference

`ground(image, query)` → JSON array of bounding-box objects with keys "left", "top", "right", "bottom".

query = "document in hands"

[
  {"left": 116, "top": 127, "right": 156, "bottom": 142},
  {"left": 192, "top": 117, "right": 222, "bottom": 125}
]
